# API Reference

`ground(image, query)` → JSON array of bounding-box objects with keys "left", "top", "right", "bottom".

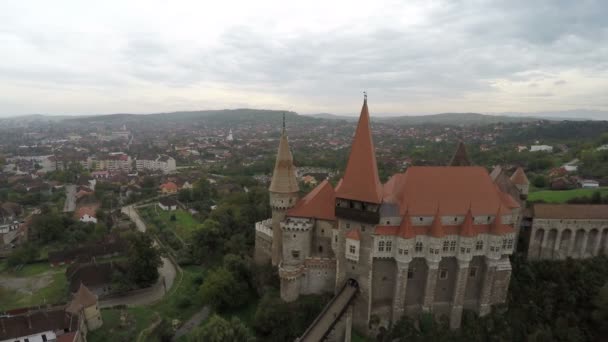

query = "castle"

[{"left": 254, "top": 97, "right": 529, "bottom": 337}]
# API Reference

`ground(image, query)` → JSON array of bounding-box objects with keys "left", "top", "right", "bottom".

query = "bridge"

[{"left": 298, "top": 279, "right": 359, "bottom": 342}]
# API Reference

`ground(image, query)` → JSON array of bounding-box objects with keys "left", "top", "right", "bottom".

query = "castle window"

[
  {"left": 378, "top": 241, "right": 385, "bottom": 252},
  {"left": 439, "top": 269, "right": 448, "bottom": 280},
  {"left": 469, "top": 267, "right": 477, "bottom": 278},
  {"left": 349, "top": 245, "right": 356, "bottom": 254},
  {"left": 476, "top": 240, "right": 484, "bottom": 251},
  {"left": 291, "top": 250, "right": 300, "bottom": 259},
  {"left": 386, "top": 241, "right": 392, "bottom": 252},
  {"left": 319, "top": 246, "right": 323, "bottom": 253},
  {"left": 386, "top": 220, "right": 390, "bottom": 224},
  {"left": 454, "top": 217, "right": 458, "bottom": 222},
  {"left": 507, "top": 239, "right": 514, "bottom": 249},
  {"left": 487, "top": 216, "right": 491, "bottom": 222},
  {"left": 408, "top": 268, "right": 414, "bottom": 279},
  {"left": 466, "top": 248, "right": 471, "bottom": 253},
  {"left": 502, "top": 239, "right": 508, "bottom": 249},
  {"left": 435, "top": 248, "right": 439, "bottom": 255},
  {"left": 450, "top": 241, "right": 456, "bottom": 251},
  {"left": 398, "top": 248, "right": 403, "bottom": 255},
  {"left": 335, "top": 235, "right": 338, "bottom": 243},
  {"left": 443, "top": 241, "right": 449, "bottom": 252},
  {"left": 415, "top": 242, "right": 423, "bottom": 252},
  {"left": 419, "top": 217, "right": 423, "bottom": 222},
  {"left": 460, "top": 247, "right": 465, "bottom": 253},
  {"left": 404, "top": 249, "right": 409, "bottom": 255},
  {"left": 346, "top": 223, "right": 350, "bottom": 229}
]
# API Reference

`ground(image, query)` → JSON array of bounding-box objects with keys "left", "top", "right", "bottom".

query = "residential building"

[
  {"left": 135, "top": 154, "right": 177, "bottom": 174},
  {"left": 158, "top": 197, "right": 178, "bottom": 211},
  {"left": 530, "top": 145, "right": 553, "bottom": 152}
]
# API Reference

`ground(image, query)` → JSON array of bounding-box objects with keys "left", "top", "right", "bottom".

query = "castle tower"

[
  {"left": 334, "top": 94, "right": 383, "bottom": 334},
  {"left": 66, "top": 283, "right": 103, "bottom": 331},
  {"left": 269, "top": 115, "right": 299, "bottom": 266},
  {"left": 510, "top": 167, "right": 530, "bottom": 200},
  {"left": 449, "top": 141, "right": 472, "bottom": 166}
]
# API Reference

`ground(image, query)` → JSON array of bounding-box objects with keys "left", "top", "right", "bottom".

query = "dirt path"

[{"left": 0, "top": 270, "right": 57, "bottom": 295}]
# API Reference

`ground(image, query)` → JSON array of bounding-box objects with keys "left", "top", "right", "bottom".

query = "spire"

[
  {"left": 398, "top": 209, "right": 415, "bottom": 239},
  {"left": 335, "top": 95, "right": 382, "bottom": 203},
  {"left": 510, "top": 167, "right": 529, "bottom": 185},
  {"left": 459, "top": 204, "right": 476, "bottom": 237},
  {"left": 490, "top": 204, "right": 513, "bottom": 235},
  {"left": 269, "top": 116, "right": 299, "bottom": 194},
  {"left": 449, "top": 141, "right": 472, "bottom": 166},
  {"left": 429, "top": 205, "right": 445, "bottom": 238}
]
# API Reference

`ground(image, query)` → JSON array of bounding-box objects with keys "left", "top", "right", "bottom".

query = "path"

[
  {"left": 97, "top": 205, "right": 178, "bottom": 308},
  {"left": 171, "top": 307, "right": 211, "bottom": 341},
  {"left": 63, "top": 184, "right": 76, "bottom": 212},
  {"left": 298, "top": 281, "right": 358, "bottom": 342}
]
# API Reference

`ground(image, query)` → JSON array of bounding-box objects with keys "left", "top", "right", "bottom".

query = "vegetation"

[
  {"left": 528, "top": 187, "right": 608, "bottom": 203},
  {"left": 124, "top": 230, "right": 163, "bottom": 288},
  {"left": 379, "top": 255, "right": 608, "bottom": 342},
  {"left": 188, "top": 314, "right": 255, "bottom": 342}
]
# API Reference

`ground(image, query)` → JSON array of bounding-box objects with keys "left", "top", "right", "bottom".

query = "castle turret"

[
  {"left": 269, "top": 115, "right": 299, "bottom": 266},
  {"left": 66, "top": 283, "right": 103, "bottom": 331},
  {"left": 510, "top": 167, "right": 529, "bottom": 199}
]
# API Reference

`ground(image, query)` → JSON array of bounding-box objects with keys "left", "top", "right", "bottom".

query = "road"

[
  {"left": 98, "top": 204, "right": 177, "bottom": 308},
  {"left": 63, "top": 184, "right": 76, "bottom": 212}
]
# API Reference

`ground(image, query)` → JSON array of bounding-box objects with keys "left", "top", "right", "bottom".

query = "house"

[
  {"left": 160, "top": 181, "right": 178, "bottom": 194},
  {"left": 66, "top": 261, "right": 123, "bottom": 297},
  {"left": 530, "top": 145, "right": 553, "bottom": 152},
  {"left": 579, "top": 179, "right": 600, "bottom": 188},
  {"left": 301, "top": 175, "right": 318, "bottom": 186},
  {"left": 75, "top": 206, "right": 98, "bottom": 224},
  {"left": 135, "top": 154, "right": 177, "bottom": 174},
  {"left": 91, "top": 171, "right": 110, "bottom": 179},
  {"left": 158, "top": 197, "right": 178, "bottom": 211},
  {"left": 551, "top": 177, "right": 576, "bottom": 190},
  {"left": 0, "top": 307, "right": 83, "bottom": 342}
]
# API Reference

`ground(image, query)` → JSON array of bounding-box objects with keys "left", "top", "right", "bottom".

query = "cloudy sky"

[{"left": 1, "top": 0, "right": 607, "bottom": 117}]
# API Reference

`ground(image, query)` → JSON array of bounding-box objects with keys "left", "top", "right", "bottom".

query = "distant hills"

[{"left": 1, "top": 108, "right": 605, "bottom": 127}]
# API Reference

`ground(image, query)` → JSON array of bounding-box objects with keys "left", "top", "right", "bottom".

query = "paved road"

[
  {"left": 171, "top": 307, "right": 211, "bottom": 341},
  {"left": 99, "top": 205, "right": 177, "bottom": 308},
  {"left": 299, "top": 283, "right": 358, "bottom": 342},
  {"left": 63, "top": 184, "right": 76, "bottom": 213}
]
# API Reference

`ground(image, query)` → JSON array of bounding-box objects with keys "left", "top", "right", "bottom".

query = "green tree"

[
  {"left": 188, "top": 315, "right": 255, "bottom": 342},
  {"left": 125, "top": 231, "right": 162, "bottom": 287},
  {"left": 191, "top": 219, "right": 222, "bottom": 262},
  {"left": 199, "top": 267, "right": 249, "bottom": 311},
  {"left": 31, "top": 212, "right": 64, "bottom": 243}
]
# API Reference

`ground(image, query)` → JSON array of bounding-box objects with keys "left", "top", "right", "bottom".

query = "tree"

[
  {"left": 188, "top": 315, "right": 254, "bottom": 342},
  {"left": 7, "top": 243, "right": 39, "bottom": 266},
  {"left": 31, "top": 213, "right": 64, "bottom": 243},
  {"left": 191, "top": 219, "right": 222, "bottom": 262},
  {"left": 199, "top": 267, "right": 249, "bottom": 311},
  {"left": 533, "top": 175, "right": 547, "bottom": 188},
  {"left": 125, "top": 231, "right": 162, "bottom": 287},
  {"left": 592, "top": 283, "right": 608, "bottom": 337}
]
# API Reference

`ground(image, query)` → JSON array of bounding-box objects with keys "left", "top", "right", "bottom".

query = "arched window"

[{"left": 378, "top": 241, "right": 385, "bottom": 252}]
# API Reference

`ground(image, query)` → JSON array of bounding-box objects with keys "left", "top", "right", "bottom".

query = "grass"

[
  {"left": 140, "top": 206, "right": 201, "bottom": 240},
  {"left": 88, "top": 265, "right": 206, "bottom": 341},
  {"left": 88, "top": 307, "right": 158, "bottom": 342},
  {"left": 0, "top": 270, "right": 68, "bottom": 310},
  {"left": 352, "top": 331, "right": 370, "bottom": 342},
  {"left": 527, "top": 187, "right": 608, "bottom": 203}
]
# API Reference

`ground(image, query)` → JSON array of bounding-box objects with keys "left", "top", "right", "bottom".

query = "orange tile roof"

[
  {"left": 510, "top": 167, "right": 529, "bottom": 185},
  {"left": 449, "top": 141, "right": 472, "bottom": 166},
  {"left": 429, "top": 207, "right": 445, "bottom": 238},
  {"left": 335, "top": 98, "right": 383, "bottom": 204},
  {"left": 345, "top": 228, "right": 361, "bottom": 241},
  {"left": 383, "top": 166, "right": 519, "bottom": 216},
  {"left": 160, "top": 182, "right": 178, "bottom": 191},
  {"left": 74, "top": 205, "right": 99, "bottom": 220},
  {"left": 459, "top": 208, "right": 476, "bottom": 237},
  {"left": 398, "top": 214, "right": 416, "bottom": 239},
  {"left": 287, "top": 180, "right": 335, "bottom": 221},
  {"left": 490, "top": 204, "right": 515, "bottom": 235},
  {"left": 374, "top": 225, "right": 398, "bottom": 236}
]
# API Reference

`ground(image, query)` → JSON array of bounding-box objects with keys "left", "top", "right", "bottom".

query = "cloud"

[{"left": 0, "top": 0, "right": 606, "bottom": 116}]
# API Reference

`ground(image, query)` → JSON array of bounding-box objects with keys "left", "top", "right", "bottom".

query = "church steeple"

[
  {"left": 269, "top": 114, "right": 299, "bottom": 194},
  {"left": 335, "top": 94, "right": 382, "bottom": 204}
]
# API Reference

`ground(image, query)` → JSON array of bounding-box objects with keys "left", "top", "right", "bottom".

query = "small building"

[
  {"left": 75, "top": 206, "right": 98, "bottom": 224},
  {"left": 580, "top": 179, "right": 600, "bottom": 188},
  {"left": 530, "top": 145, "right": 553, "bottom": 152},
  {"left": 159, "top": 182, "right": 178, "bottom": 194},
  {"left": 158, "top": 197, "right": 178, "bottom": 211},
  {"left": 66, "top": 283, "right": 103, "bottom": 331}
]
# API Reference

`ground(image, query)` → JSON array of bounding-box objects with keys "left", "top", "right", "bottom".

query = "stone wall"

[{"left": 528, "top": 218, "right": 608, "bottom": 260}]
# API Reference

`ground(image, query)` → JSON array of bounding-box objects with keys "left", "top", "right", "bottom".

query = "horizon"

[{"left": 1, "top": 1, "right": 607, "bottom": 117}]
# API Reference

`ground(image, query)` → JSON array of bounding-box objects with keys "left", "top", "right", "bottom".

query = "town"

[{"left": 0, "top": 102, "right": 607, "bottom": 341}]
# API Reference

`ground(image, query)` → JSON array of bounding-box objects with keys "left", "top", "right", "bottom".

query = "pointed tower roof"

[
  {"left": 449, "top": 141, "right": 472, "bottom": 166},
  {"left": 459, "top": 206, "right": 476, "bottom": 237},
  {"left": 490, "top": 204, "right": 514, "bottom": 235},
  {"left": 287, "top": 180, "right": 335, "bottom": 221},
  {"left": 335, "top": 96, "right": 382, "bottom": 203},
  {"left": 429, "top": 206, "right": 445, "bottom": 238},
  {"left": 269, "top": 115, "right": 299, "bottom": 194},
  {"left": 66, "top": 283, "right": 97, "bottom": 314},
  {"left": 510, "top": 167, "right": 529, "bottom": 185},
  {"left": 398, "top": 211, "right": 415, "bottom": 239}
]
